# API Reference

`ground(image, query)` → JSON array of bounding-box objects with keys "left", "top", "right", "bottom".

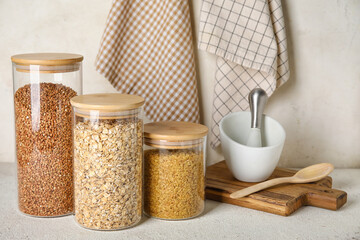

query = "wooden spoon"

[{"left": 230, "top": 163, "right": 334, "bottom": 199}]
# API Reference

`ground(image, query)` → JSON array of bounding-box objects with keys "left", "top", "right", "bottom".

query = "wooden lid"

[
  {"left": 70, "top": 93, "right": 145, "bottom": 112},
  {"left": 11, "top": 53, "right": 83, "bottom": 66},
  {"left": 144, "top": 121, "right": 208, "bottom": 141}
]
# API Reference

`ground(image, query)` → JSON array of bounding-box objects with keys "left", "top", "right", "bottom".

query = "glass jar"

[
  {"left": 70, "top": 93, "right": 144, "bottom": 230},
  {"left": 143, "top": 121, "right": 208, "bottom": 220},
  {"left": 12, "top": 53, "right": 83, "bottom": 217}
]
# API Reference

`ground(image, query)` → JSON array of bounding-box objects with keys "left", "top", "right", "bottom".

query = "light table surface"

[{"left": 0, "top": 163, "right": 359, "bottom": 240}]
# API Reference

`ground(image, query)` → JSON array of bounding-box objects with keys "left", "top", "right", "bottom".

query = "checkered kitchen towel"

[
  {"left": 198, "top": 0, "right": 290, "bottom": 148},
  {"left": 96, "top": 0, "right": 200, "bottom": 123}
]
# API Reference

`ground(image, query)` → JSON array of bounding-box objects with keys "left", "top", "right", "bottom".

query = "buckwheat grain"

[{"left": 14, "top": 82, "right": 76, "bottom": 216}]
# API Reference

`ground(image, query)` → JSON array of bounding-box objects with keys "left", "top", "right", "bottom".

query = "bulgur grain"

[{"left": 144, "top": 148, "right": 205, "bottom": 219}]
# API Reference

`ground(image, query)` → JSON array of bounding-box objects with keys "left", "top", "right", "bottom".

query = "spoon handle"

[{"left": 230, "top": 177, "right": 293, "bottom": 199}]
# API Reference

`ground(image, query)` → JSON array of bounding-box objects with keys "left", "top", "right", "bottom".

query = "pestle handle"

[
  {"left": 249, "top": 89, "right": 268, "bottom": 129},
  {"left": 246, "top": 88, "right": 268, "bottom": 147}
]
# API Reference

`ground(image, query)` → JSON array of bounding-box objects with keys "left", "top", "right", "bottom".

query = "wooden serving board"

[{"left": 205, "top": 161, "right": 347, "bottom": 216}]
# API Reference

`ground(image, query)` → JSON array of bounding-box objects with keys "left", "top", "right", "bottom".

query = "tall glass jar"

[
  {"left": 143, "top": 121, "right": 208, "bottom": 220},
  {"left": 12, "top": 53, "right": 83, "bottom": 217},
  {"left": 70, "top": 93, "right": 144, "bottom": 230}
]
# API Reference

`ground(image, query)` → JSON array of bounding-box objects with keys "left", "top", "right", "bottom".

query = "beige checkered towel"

[
  {"left": 198, "top": 0, "right": 290, "bottom": 148},
  {"left": 96, "top": 0, "right": 200, "bottom": 123}
]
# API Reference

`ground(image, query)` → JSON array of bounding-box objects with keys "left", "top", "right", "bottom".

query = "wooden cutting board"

[{"left": 205, "top": 161, "right": 347, "bottom": 216}]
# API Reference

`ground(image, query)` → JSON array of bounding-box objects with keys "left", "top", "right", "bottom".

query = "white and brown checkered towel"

[
  {"left": 96, "top": 0, "right": 200, "bottom": 123},
  {"left": 198, "top": 0, "right": 290, "bottom": 148}
]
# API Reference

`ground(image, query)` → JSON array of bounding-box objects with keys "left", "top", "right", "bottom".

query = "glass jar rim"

[
  {"left": 73, "top": 107, "right": 141, "bottom": 119},
  {"left": 144, "top": 137, "right": 204, "bottom": 149},
  {"left": 13, "top": 63, "right": 81, "bottom": 74}
]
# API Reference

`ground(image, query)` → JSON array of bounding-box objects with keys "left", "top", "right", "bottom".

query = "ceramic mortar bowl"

[{"left": 219, "top": 111, "right": 286, "bottom": 182}]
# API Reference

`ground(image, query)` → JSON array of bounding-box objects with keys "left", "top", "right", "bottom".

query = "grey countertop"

[{"left": 0, "top": 163, "right": 359, "bottom": 240}]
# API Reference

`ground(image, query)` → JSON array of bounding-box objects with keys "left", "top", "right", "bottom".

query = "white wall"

[{"left": 0, "top": 0, "right": 359, "bottom": 167}]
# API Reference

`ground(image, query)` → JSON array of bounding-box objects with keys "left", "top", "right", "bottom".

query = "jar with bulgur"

[
  {"left": 12, "top": 53, "right": 83, "bottom": 217},
  {"left": 70, "top": 93, "right": 144, "bottom": 230},
  {"left": 143, "top": 121, "right": 208, "bottom": 220}
]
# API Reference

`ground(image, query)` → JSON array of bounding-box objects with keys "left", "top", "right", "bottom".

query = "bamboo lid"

[
  {"left": 144, "top": 121, "right": 208, "bottom": 141},
  {"left": 70, "top": 93, "right": 145, "bottom": 112},
  {"left": 11, "top": 53, "right": 83, "bottom": 66}
]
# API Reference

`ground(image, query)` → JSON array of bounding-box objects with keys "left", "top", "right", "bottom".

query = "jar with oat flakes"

[
  {"left": 70, "top": 93, "right": 144, "bottom": 230},
  {"left": 12, "top": 53, "right": 83, "bottom": 217},
  {"left": 143, "top": 121, "right": 208, "bottom": 220}
]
